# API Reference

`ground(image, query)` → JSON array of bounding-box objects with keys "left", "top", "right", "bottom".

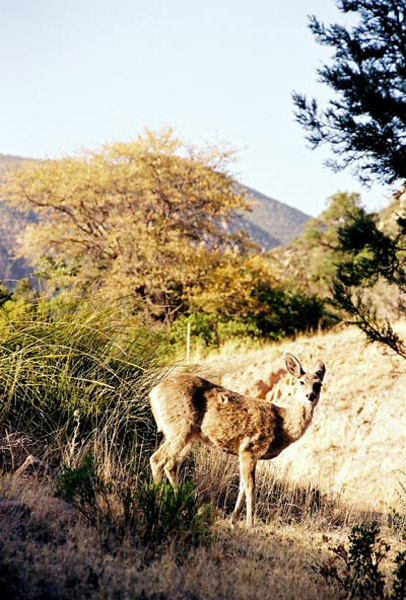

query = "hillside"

[
  {"left": 240, "top": 186, "right": 310, "bottom": 249},
  {"left": 0, "top": 154, "right": 311, "bottom": 284},
  {"left": 0, "top": 155, "right": 36, "bottom": 283}
]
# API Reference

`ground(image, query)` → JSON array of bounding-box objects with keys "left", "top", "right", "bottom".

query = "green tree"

[
  {"left": 293, "top": 1, "right": 406, "bottom": 358},
  {"left": 300, "top": 191, "right": 363, "bottom": 290},
  {"left": 332, "top": 189, "right": 406, "bottom": 359},
  {"left": 293, "top": 0, "right": 406, "bottom": 185},
  {"left": 271, "top": 191, "right": 363, "bottom": 297},
  {"left": 3, "top": 128, "right": 251, "bottom": 321}
]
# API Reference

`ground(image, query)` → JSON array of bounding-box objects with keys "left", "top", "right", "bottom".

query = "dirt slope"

[{"left": 217, "top": 325, "right": 406, "bottom": 511}]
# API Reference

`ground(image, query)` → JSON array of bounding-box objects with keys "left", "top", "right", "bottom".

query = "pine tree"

[{"left": 293, "top": 0, "right": 406, "bottom": 185}]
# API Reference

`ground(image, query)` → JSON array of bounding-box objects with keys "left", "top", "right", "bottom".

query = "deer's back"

[{"left": 150, "top": 373, "right": 281, "bottom": 456}]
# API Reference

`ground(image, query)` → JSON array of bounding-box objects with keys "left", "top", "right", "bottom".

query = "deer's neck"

[{"left": 277, "top": 400, "right": 315, "bottom": 444}]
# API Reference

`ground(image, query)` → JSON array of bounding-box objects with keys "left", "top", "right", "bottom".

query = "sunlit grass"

[{"left": 0, "top": 296, "right": 168, "bottom": 472}]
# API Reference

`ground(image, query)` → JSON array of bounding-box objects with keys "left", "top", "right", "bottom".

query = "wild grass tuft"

[
  {"left": 0, "top": 296, "right": 168, "bottom": 472},
  {"left": 388, "top": 472, "right": 406, "bottom": 539}
]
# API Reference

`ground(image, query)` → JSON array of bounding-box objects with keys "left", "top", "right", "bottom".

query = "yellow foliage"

[
  {"left": 189, "top": 254, "right": 277, "bottom": 317},
  {"left": 3, "top": 128, "right": 253, "bottom": 319}
]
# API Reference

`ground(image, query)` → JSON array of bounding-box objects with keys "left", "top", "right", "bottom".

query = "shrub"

[
  {"left": 167, "top": 286, "right": 325, "bottom": 354},
  {"left": 167, "top": 312, "right": 219, "bottom": 353},
  {"left": 55, "top": 453, "right": 112, "bottom": 526},
  {"left": 320, "top": 524, "right": 406, "bottom": 599},
  {"left": 127, "top": 481, "right": 214, "bottom": 549},
  {"left": 56, "top": 455, "right": 214, "bottom": 553}
]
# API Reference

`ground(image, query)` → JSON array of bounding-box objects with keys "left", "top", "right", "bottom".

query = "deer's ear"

[
  {"left": 285, "top": 353, "right": 304, "bottom": 378},
  {"left": 314, "top": 360, "right": 326, "bottom": 381}
]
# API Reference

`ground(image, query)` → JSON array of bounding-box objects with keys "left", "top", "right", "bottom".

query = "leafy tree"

[
  {"left": 186, "top": 254, "right": 325, "bottom": 342},
  {"left": 294, "top": 1, "right": 406, "bottom": 358},
  {"left": 293, "top": 0, "right": 406, "bottom": 185},
  {"left": 299, "top": 191, "right": 363, "bottom": 291},
  {"left": 3, "top": 128, "right": 251, "bottom": 321},
  {"left": 271, "top": 191, "right": 363, "bottom": 297},
  {"left": 331, "top": 190, "right": 406, "bottom": 359}
]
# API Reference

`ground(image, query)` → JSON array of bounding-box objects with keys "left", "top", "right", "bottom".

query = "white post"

[{"left": 186, "top": 321, "right": 191, "bottom": 363}]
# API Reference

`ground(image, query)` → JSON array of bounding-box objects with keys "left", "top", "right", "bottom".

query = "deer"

[{"left": 149, "top": 353, "right": 326, "bottom": 527}]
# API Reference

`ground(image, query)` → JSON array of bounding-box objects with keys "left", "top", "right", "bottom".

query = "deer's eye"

[{"left": 299, "top": 381, "right": 305, "bottom": 386}]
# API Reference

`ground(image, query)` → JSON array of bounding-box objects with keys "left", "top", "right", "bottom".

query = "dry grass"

[
  {"left": 1, "top": 459, "right": 404, "bottom": 600},
  {"left": 0, "top": 472, "right": 337, "bottom": 600}
]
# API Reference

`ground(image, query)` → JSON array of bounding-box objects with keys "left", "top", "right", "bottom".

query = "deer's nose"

[{"left": 306, "top": 392, "right": 316, "bottom": 402}]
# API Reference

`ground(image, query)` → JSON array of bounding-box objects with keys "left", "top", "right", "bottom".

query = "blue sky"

[{"left": 1, "top": 0, "right": 394, "bottom": 216}]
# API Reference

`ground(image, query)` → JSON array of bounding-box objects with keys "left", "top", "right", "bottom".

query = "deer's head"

[{"left": 285, "top": 353, "right": 326, "bottom": 406}]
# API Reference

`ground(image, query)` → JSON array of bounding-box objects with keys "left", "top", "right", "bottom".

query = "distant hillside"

[
  {"left": 239, "top": 187, "right": 310, "bottom": 250},
  {"left": 0, "top": 153, "right": 33, "bottom": 174},
  {"left": 0, "top": 154, "right": 36, "bottom": 285},
  {"left": 0, "top": 153, "right": 311, "bottom": 285}
]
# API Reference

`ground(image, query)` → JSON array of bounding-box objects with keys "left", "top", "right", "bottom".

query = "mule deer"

[{"left": 149, "top": 353, "right": 326, "bottom": 527}]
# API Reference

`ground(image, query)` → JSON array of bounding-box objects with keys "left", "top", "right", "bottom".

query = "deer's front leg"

[
  {"left": 239, "top": 451, "right": 257, "bottom": 527},
  {"left": 230, "top": 481, "right": 245, "bottom": 526}
]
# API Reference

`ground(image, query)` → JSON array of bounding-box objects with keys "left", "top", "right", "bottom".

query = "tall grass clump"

[
  {"left": 0, "top": 294, "right": 167, "bottom": 471},
  {"left": 0, "top": 292, "right": 217, "bottom": 559}
]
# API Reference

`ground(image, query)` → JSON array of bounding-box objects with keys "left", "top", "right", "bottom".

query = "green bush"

[
  {"left": 166, "top": 287, "right": 326, "bottom": 353},
  {"left": 252, "top": 283, "right": 326, "bottom": 339},
  {"left": 168, "top": 312, "right": 219, "bottom": 352},
  {"left": 56, "top": 455, "right": 214, "bottom": 553},
  {"left": 127, "top": 481, "right": 214, "bottom": 549},
  {"left": 320, "top": 524, "right": 406, "bottom": 599},
  {"left": 56, "top": 453, "right": 112, "bottom": 526}
]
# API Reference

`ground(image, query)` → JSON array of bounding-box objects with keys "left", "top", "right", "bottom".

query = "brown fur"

[{"left": 149, "top": 353, "right": 326, "bottom": 526}]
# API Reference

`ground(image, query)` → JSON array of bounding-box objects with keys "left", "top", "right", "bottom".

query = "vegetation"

[
  {"left": 321, "top": 524, "right": 406, "bottom": 599},
  {"left": 3, "top": 128, "right": 252, "bottom": 322},
  {"left": 293, "top": 0, "right": 406, "bottom": 185},
  {"left": 2, "top": 43, "right": 405, "bottom": 590},
  {"left": 330, "top": 189, "right": 406, "bottom": 359},
  {"left": 0, "top": 4, "right": 405, "bottom": 599},
  {"left": 165, "top": 253, "right": 325, "bottom": 352},
  {"left": 271, "top": 191, "right": 363, "bottom": 298},
  {"left": 293, "top": 1, "right": 406, "bottom": 358},
  {"left": 56, "top": 454, "right": 214, "bottom": 552},
  {"left": 0, "top": 294, "right": 405, "bottom": 598},
  {"left": 1, "top": 129, "right": 327, "bottom": 346},
  {"left": 0, "top": 293, "right": 165, "bottom": 469}
]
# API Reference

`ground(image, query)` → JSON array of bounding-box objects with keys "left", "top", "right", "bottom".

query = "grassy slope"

[{"left": 1, "top": 324, "right": 406, "bottom": 599}]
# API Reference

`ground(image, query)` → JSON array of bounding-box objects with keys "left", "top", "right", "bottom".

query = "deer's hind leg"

[
  {"left": 150, "top": 439, "right": 173, "bottom": 483},
  {"left": 163, "top": 434, "right": 194, "bottom": 487},
  {"left": 230, "top": 482, "right": 246, "bottom": 526}
]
